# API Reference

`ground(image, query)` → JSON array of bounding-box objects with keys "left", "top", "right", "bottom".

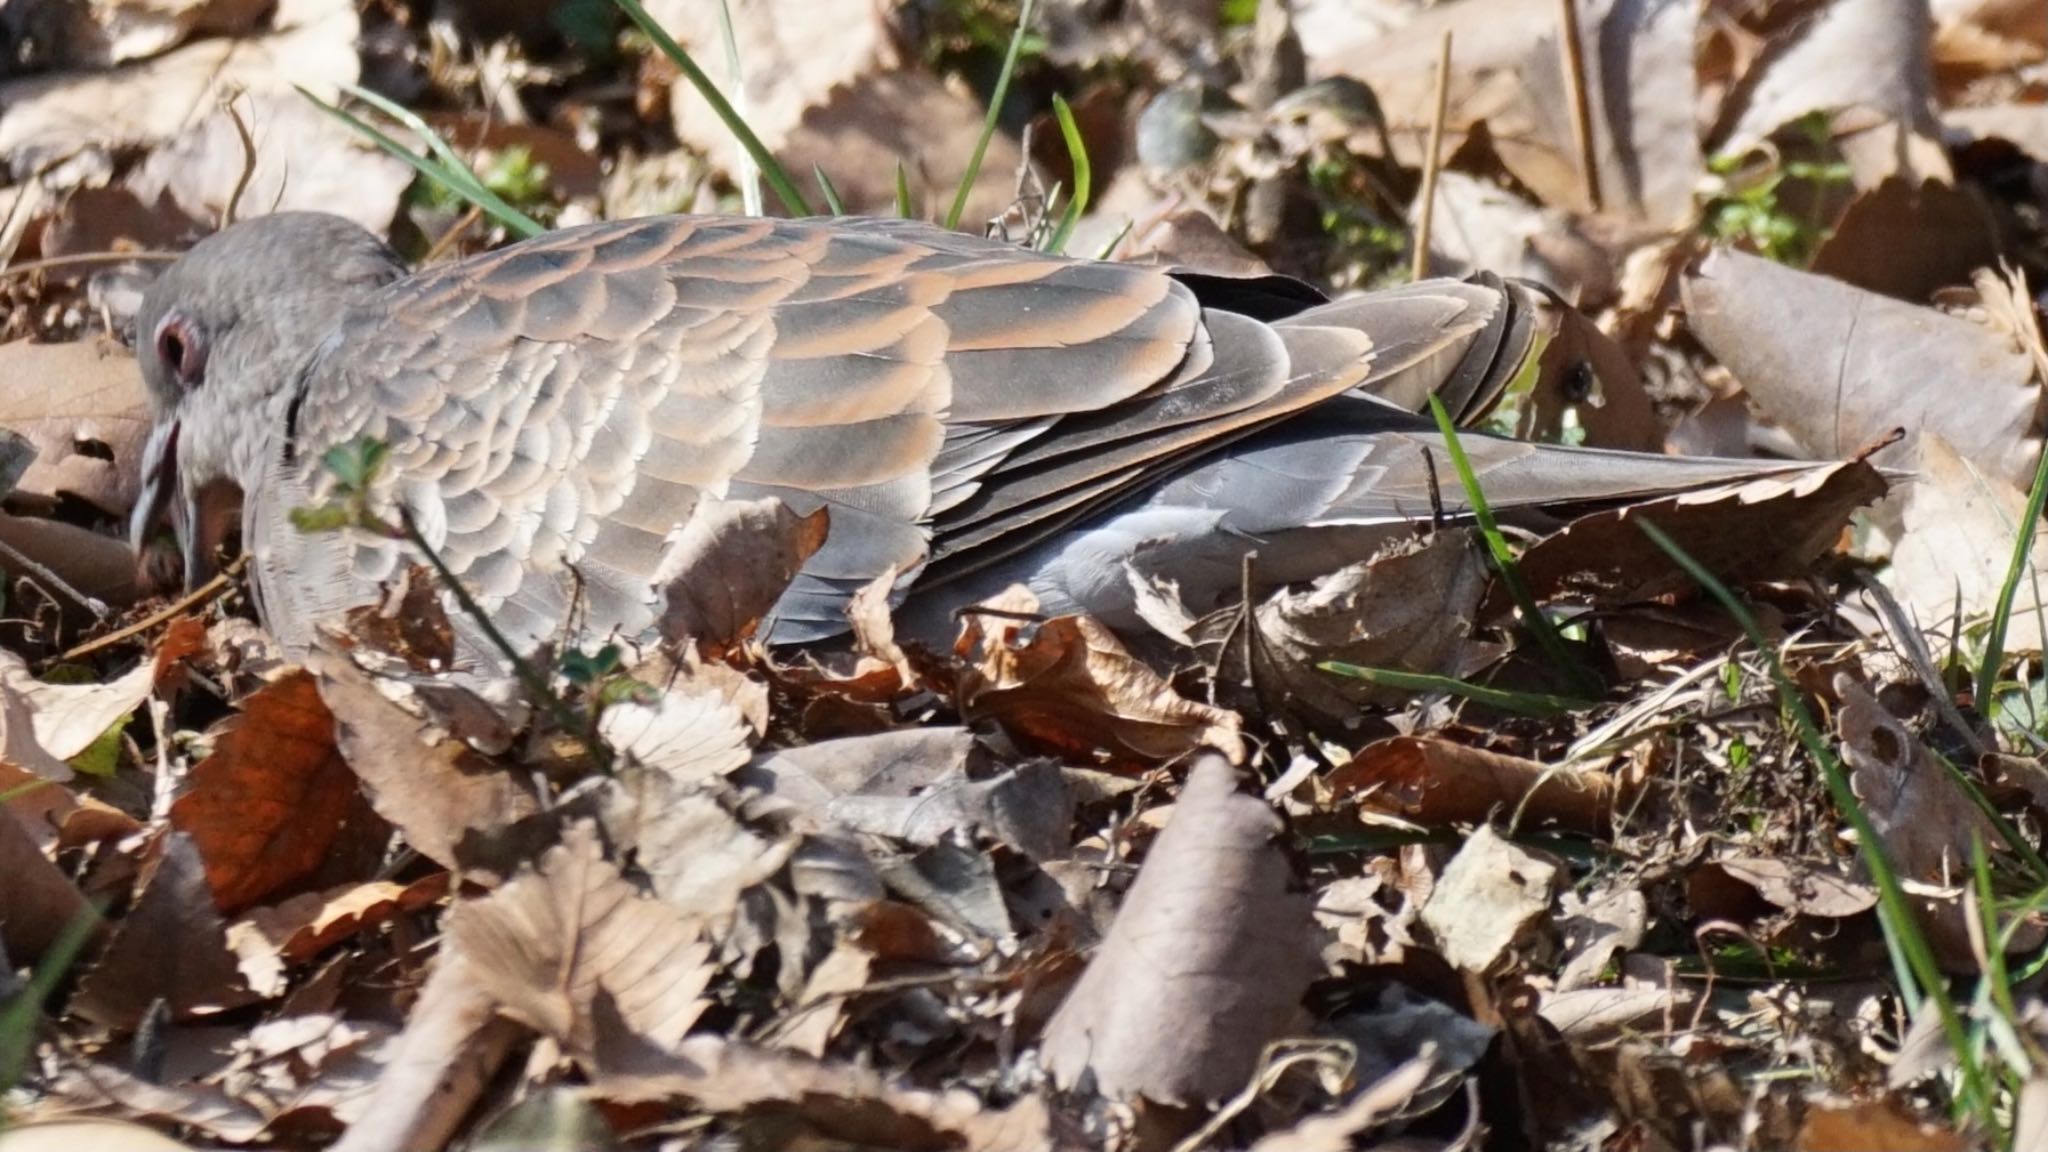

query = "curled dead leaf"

[{"left": 961, "top": 597, "right": 1244, "bottom": 767}]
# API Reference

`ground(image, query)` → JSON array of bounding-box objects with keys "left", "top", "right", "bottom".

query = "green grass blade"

[
  {"left": 1318, "top": 661, "right": 1595, "bottom": 716},
  {"left": 943, "top": 0, "right": 1038, "bottom": 230},
  {"left": 0, "top": 902, "right": 103, "bottom": 1092},
  {"left": 1043, "top": 92, "right": 1091, "bottom": 253},
  {"left": 1427, "top": 396, "right": 1596, "bottom": 694},
  {"left": 1639, "top": 518, "right": 1995, "bottom": 1125},
  {"left": 1976, "top": 435, "right": 2048, "bottom": 720},
  {"left": 895, "top": 161, "right": 914, "bottom": 219},
  {"left": 813, "top": 165, "right": 846, "bottom": 216},
  {"left": 298, "top": 86, "right": 545, "bottom": 237},
  {"left": 609, "top": 0, "right": 812, "bottom": 216},
  {"left": 1095, "top": 218, "right": 1134, "bottom": 260}
]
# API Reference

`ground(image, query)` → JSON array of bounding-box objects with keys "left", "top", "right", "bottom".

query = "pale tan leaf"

[
  {"left": 0, "top": 0, "right": 359, "bottom": 172},
  {"left": 1714, "top": 0, "right": 1950, "bottom": 189},
  {"left": 1420, "top": 826, "right": 1558, "bottom": 975},
  {"left": 737, "top": 727, "right": 1072, "bottom": 859},
  {"left": 598, "top": 685, "right": 754, "bottom": 784},
  {"left": 0, "top": 648, "right": 152, "bottom": 782},
  {"left": 445, "top": 820, "right": 713, "bottom": 1059},
  {"left": 1892, "top": 433, "right": 2048, "bottom": 655},
  {"left": 313, "top": 653, "right": 544, "bottom": 882},
  {"left": 0, "top": 338, "right": 148, "bottom": 516},
  {"left": 128, "top": 91, "right": 412, "bottom": 235}
]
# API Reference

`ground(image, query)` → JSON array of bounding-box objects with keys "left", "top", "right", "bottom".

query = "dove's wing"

[{"left": 282, "top": 215, "right": 1528, "bottom": 647}]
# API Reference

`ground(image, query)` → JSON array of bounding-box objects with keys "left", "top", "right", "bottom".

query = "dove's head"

[{"left": 130, "top": 212, "right": 404, "bottom": 587}]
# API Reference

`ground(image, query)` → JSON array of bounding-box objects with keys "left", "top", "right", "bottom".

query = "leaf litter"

[{"left": 9, "top": 0, "right": 2048, "bottom": 1149}]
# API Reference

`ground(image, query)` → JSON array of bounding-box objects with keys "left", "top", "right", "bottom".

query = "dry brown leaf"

[
  {"left": 1538, "top": 985, "right": 1688, "bottom": 1042},
  {"left": 1556, "top": 884, "right": 1647, "bottom": 991},
  {"left": 649, "top": 0, "right": 1022, "bottom": 221},
  {"left": 1809, "top": 178, "right": 2004, "bottom": 303},
  {"left": 1226, "top": 530, "right": 1492, "bottom": 722},
  {"left": 1523, "top": 293, "right": 1667, "bottom": 452},
  {"left": 1893, "top": 433, "right": 2048, "bottom": 654},
  {"left": 1945, "top": 102, "right": 2048, "bottom": 164},
  {"left": 1244, "top": 1057, "right": 1436, "bottom": 1152},
  {"left": 1836, "top": 674, "right": 2036, "bottom": 968},
  {"left": 445, "top": 820, "right": 714, "bottom": 1060},
  {"left": 228, "top": 873, "right": 449, "bottom": 990},
  {"left": 606, "top": 782, "right": 792, "bottom": 921},
  {"left": 1330, "top": 736, "right": 1616, "bottom": 835},
  {"left": 2015, "top": 1077, "right": 2048, "bottom": 1152},
  {"left": 737, "top": 727, "right": 1072, "bottom": 859},
  {"left": 22, "top": 0, "right": 272, "bottom": 69},
  {"left": 1713, "top": 0, "right": 1950, "bottom": 189},
  {"left": 0, "top": 647, "right": 153, "bottom": 782},
  {"left": 779, "top": 69, "right": 1028, "bottom": 223},
  {"left": 650, "top": 0, "right": 893, "bottom": 166},
  {"left": 961, "top": 602, "right": 1244, "bottom": 767},
  {"left": 1708, "top": 856, "right": 1878, "bottom": 918},
  {"left": 1297, "top": 0, "right": 1582, "bottom": 208},
  {"left": 588, "top": 1033, "right": 1055, "bottom": 1151},
  {"left": 168, "top": 669, "right": 386, "bottom": 914},
  {"left": 1504, "top": 461, "right": 1888, "bottom": 608},
  {"left": 1418, "top": 172, "right": 1610, "bottom": 303},
  {"left": 0, "top": 511, "right": 142, "bottom": 613},
  {"left": 655, "top": 496, "right": 830, "bottom": 657},
  {"left": 234, "top": 1013, "right": 400, "bottom": 1134},
  {"left": 1685, "top": 249, "right": 2041, "bottom": 486},
  {"left": 1042, "top": 754, "right": 1313, "bottom": 1104},
  {"left": 0, "top": 798, "right": 99, "bottom": 966},
  {"left": 1797, "top": 1099, "right": 1974, "bottom": 1152},
  {"left": 72, "top": 831, "right": 262, "bottom": 1027},
  {"left": 326, "top": 954, "right": 524, "bottom": 1152},
  {"left": 775, "top": 940, "right": 871, "bottom": 1058},
  {"left": 1302, "top": 0, "right": 1697, "bottom": 222},
  {"left": 313, "top": 653, "right": 544, "bottom": 881},
  {"left": 0, "top": 0, "right": 359, "bottom": 172},
  {"left": 128, "top": 92, "right": 412, "bottom": 234},
  {"left": 0, "top": 337, "right": 149, "bottom": 516},
  {"left": 1420, "top": 826, "right": 1558, "bottom": 975}
]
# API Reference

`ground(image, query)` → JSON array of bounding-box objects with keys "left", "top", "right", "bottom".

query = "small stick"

[
  {"left": 1410, "top": 31, "right": 1453, "bottom": 282},
  {"left": 59, "top": 556, "right": 247, "bottom": 662},
  {"left": 421, "top": 204, "right": 484, "bottom": 265},
  {"left": 1556, "top": 0, "right": 1603, "bottom": 212}
]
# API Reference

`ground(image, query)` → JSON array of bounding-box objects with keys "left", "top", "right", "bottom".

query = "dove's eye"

[{"left": 153, "top": 311, "right": 208, "bottom": 391}]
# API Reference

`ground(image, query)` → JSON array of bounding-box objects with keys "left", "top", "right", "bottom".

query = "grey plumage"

[{"left": 130, "top": 212, "right": 1817, "bottom": 661}]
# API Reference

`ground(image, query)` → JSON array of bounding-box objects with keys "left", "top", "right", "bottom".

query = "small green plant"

[
  {"left": 1307, "top": 155, "right": 1411, "bottom": 284},
  {"left": 1701, "top": 113, "right": 1851, "bottom": 265},
  {"left": 414, "top": 144, "right": 555, "bottom": 223}
]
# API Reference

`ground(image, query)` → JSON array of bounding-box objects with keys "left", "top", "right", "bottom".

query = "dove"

[{"left": 129, "top": 211, "right": 1817, "bottom": 662}]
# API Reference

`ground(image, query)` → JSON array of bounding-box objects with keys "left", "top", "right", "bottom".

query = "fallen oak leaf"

[
  {"left": 444, "top": 820, "right": 714, "bottom": 1060},
  {"left": 169, "top": 669, "right": 387, "bottom": 914},
  {"left": 1042, "top": 754, "right": 1314, "bottom": 1104}
]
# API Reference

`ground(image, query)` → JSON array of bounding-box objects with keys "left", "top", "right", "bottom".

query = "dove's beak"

[{"left": 131, "top": 420, "right": 239, "bottom": 592}]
